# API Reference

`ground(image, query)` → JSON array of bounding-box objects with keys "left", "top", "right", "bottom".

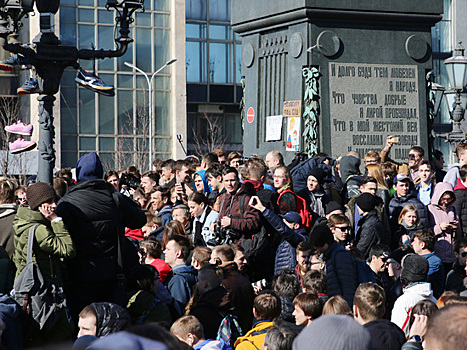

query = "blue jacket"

[
  {"left": 389, "top": 194, "right": 427, "bottom": 231},
  {"left": 290, "top": 157, "right": 334, "bottom": 194},
  {"left": 423, "top": 252, "right": 445, "bottom": 299},
  {"left": 323, "top": 241, "right": 358, "bottom": 307},
  {"left": 262, "top": 209, "right": 306, "bottom": 275},
  {"left": 0, "top": 294, "right": 22, "bottom": 349},
  {"left": 193, "top": 170, "right": 211, "bottom": 194},
  {"left": 165, "top": 264, "right": 198, "bottom": 310},
  {"left": 157, "top": 204, "right": 173, "bottom": 226}
]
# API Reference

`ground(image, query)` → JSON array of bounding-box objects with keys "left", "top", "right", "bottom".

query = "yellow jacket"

[{"left": 234, "top": 321, "right": 273, "bottom": 350}]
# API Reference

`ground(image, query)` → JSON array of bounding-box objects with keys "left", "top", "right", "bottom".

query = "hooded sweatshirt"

[
  {"left": 339, "top": 155, "right": 362, "bottom": 201},
  {"left": 443, "top": 163, "right": 461, "bottom": 188},
  {"left": 76, "top": 152, "right": 104, "bottom": 182},
  {"left": 427, "top": 182, "right": 462, "bottom": 263},
  {"left": 391, "top": 283, "right": 436, "bottom": 336},
  {"left": 193, "top": 170, "right": 211, "bottom": 194}
]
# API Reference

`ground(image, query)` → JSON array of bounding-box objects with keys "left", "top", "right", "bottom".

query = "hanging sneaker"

[
  {"left": 0, "top": 55, "right": 31, "bottom": 71},
  {"left": 5, "top": 120, "right": 33, "bottom": 136},
  {"left": 17, "top": 77, "right": 40, "bottom": 95},
  {"left": 75, "top": 68, "right": 114, "bottom": 91},
  {"left": 96, "top": 89, "right": 115, "bottom": 97},
  {"left": 9, "top": 138, "right": 36, "bottom": 154}
]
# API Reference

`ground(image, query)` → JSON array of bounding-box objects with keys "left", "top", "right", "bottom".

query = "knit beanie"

[
  {"left": 26, "top": 182, "right": 57, "bottom": 210},
  {"left": 325, "top": 201, "right": 343, "bottom": 215},
  {"left": 308, "top": 168, "right": 325, "bottom": 185},
  {"left": 356, "top": 193, "right": 377, "bottom": 213},
  {"left": 400, "top": 253, "right": 429, "bottom": 285},
  {"left": 293, "top": 315, "right": 371, "bottom": 350}
]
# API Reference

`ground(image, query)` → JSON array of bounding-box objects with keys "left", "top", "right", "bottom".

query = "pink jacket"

[{"left": 427, "top": 182, "right": 462, "bottom": 263}]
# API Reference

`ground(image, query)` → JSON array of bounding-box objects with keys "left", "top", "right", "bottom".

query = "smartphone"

[
  {"left": 251, "top": 197, "right": 258, "bottom": 206},
  {"left": 389, "top": 136, "right": 399, "bottom": 144}
]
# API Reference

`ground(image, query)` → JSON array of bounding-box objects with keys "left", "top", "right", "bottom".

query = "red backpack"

[{"left": 277, "top": 190, "right": 313, "bottom": 230}]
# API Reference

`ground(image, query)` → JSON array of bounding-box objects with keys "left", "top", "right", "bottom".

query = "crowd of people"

[{"left": 1, "top": 136, "right": 467, "bottom": 349}]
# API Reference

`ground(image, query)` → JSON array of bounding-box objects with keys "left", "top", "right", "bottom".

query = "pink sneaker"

[
  {"left": 5, "top": 120, "right": 33, "bottom": 136},
  {"left": 9, "top": 138, "right": 36, "bottom": 154}
]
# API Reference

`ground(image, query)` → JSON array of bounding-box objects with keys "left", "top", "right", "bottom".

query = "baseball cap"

[
  {"left": 281, "top": 211, "right": 302, "bottom": 224},
  {"left": 393, "top": 173, "right": 411, "bottom": 184}
]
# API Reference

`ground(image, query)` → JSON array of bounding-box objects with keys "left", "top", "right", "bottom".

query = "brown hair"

[
  {"left": 364, "top": 150, "right": 381, "bottom": 163},
  {"left": 254, "top": 291, "right": 281, "bottom": 321},
  {"left": 293, "top": 292, "right": 323, "bottom": 320},
  {"left": 437, "top": 291, "right": 458, "bottom": 308},
  {"left": 456, "top": 142, "right": 467, "bottom": 157},
  {"left": 0, "top": 178, "right": 17, "bottom": 204},
  {"left": 170, "top": 315, "right": 204, "bottom": 340},
  {"left": 140, "top": 236, "right": 162, "bottom": 259},
  {"left": 53, "top": 177, "right": 68, "bottom": 197},
  {"left": 192, "top": 247, "right": 212, "bottom": 268},
  {"left": 145, "top": 212, "right": 162, "bottom": 227},
  {"left": 398, "top": 204, "right": 420, "bottom": 225},
  {"left": 425, "top": 304, "right": 467, "bottom": 350},
  {"left": 167, "top": 234, "right": 192, "bottom": 261},
  {"left": 408, "top": 299, "right": 438, "bottom": 331},
  {"left": 322, "top": 295, "right": 352, "bottom": 316},
  {"left": 303, "top": 270, "right": 327, "bottom": 295},
  {"left": 161, "top": 220, "right": 186, "bottom": 249},
  {"left": 79, "top": 304, "right": 97, "bottom": 319},
  {"left": 327, "top": 214, "right": 350, "bottom": 228},
  {"left": 274, "top": 166, "right": 293, "bottom": 190},
  {"left": 353, "top": 283, "right": 385, "bottom": 321},
  {"left": 366, "top": 164, "right": 388, "bottom": 190},
  {"left": 212, "top": 245, "right": 234, "bottom": 264},
  {"left": 413, "top": 229, "right": 436, "bottom": 252}
]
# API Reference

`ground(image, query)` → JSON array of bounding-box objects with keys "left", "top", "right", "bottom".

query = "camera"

[
  {"left": 119, "top": 172, "right": 141, "bottom": 190},
  {"left": 213, "top": 225, "right": 242, "bottom": 245}
]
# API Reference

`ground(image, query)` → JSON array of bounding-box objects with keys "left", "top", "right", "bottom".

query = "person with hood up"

[
  {"left": 13, "top": 181, "right": 76, "bottom": 345},
  {"left": 193, "top": 170, "right": 211, "bottom": 196},
  {"left": 77, "top": 302, "right": 130, "bottom": 339},
  {"left": 55, "top": 152, "right": 146, "bottom": 324},
  {"left": 188, "top": 192, "right": 218, "bottom": 247},
  {"left": 339, "top": 154, "right": 363, "bottom": 203},
  {"left": 353, "top": 283, "right": 406, "bottom": 350},
  {"left": 427, "top": 182, "right": 462, "bottom": 272},
  {"left": 390, "top": 254, "right": 436, "bottom": 336},
  {"left": 297, "top": 167, "right": 331, "bottom": 223}
]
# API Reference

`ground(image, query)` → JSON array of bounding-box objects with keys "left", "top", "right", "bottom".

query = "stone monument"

[{"left": 232, "top": 0, "right": 443, "bottom": 163}]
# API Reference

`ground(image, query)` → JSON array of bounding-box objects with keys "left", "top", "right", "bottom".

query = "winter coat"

[
  {"left": 389, "top": 193, "right": 427, "bottom": 231},
  {"left": 0, "top": 203, "right": 16, "bottom": 258},
  {"left": 323, "top": 241, "right": 358, "bottom": 307},
  {"left": 445, "top": 260, "right": 466, "bottom": 293},
  {"left": 165, "top": 263, "right": 198, "bottom": 310},
  {"left": 363, "top": 319, "right": 406, "bottom": 350},
  {"left": 126, "top": 290, "right": 171, "bottom": 325},
  {"left": 427, "top": 182, "right": 462, "bottom": 263},
  {"left": 157, "top": 204, "right": 173, "bottom": 226},
  {"left": 297, "top": 187, "right": 330, "bottom": 220},
  {"left": 453, "top": 187, "right": 467, "bottom": 237},
  {"left": 423, "top": 253, "right": 445, "bottom": 299},
  {"left": 193, "top": 206, "right": 218, "bottom": 247},
  {"left": 217, "top": 184, "right": 260, "bottom": 237},
  {"left": 0, "top": 294, "right": 22, "bottom": 349},
  {"left": 355, "top": 210, "right": 386, "bottom": 259},
  {"left": 278, "top": 296, "right": 295, "bottom": 324},
  {"left": 55, "top": 179, "right": 146, "bottom": 282},
  {"left": 290, "top": 156, "right": 334, "bottom": 194},
  {"left": 261, "top": 208, "right": 306, "bottom": 275},
  {"left": 92, "top": 302, "right": 130, "bottom": 337},
  {"left": 190, "top": 285, "right": 233, "bottom": 340},
  {"left": 234, "top": 320, "right": 273, "bottom": 350},
  {"left": 393, "top": 223, "right": 424, "bottom": 248},
  {"left": 391, "top": 282, "right": 437, "bottom": 336},
  {"left": 340, "top": 155, "right": 363, "bottom": 202},
  {"left": 13, "top": 205, "right": 76, "bottom": 284}
]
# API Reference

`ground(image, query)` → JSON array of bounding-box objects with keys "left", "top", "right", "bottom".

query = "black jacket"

[
  {"left": 363, "top": 319, "right": 406, "bottom": 350},
  {"left": 445, "top": 260, "right": 466, "bottom": 293},
  {"left": 355, "top": 210, "right": 385, "bottom": 259},
  {"left": 453, "top": 188, "right": 467, "bottom": 237},
  {"left": 323, "top": 241, "right": 357, "bottom": 307},
  {"left": 56, "top": 179, "right": 146, "bottom": 282}
]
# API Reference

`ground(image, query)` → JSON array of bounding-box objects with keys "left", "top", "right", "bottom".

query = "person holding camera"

[{"left": 214, "top": 167, "right": 260, "bottom": 243}]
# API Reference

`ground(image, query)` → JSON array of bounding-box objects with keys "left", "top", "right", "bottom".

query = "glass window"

[
  {"left": 235, "top": 43, "right": 242, "bottom": 83},
  {"left": 187, "top": 41, "right": 207, "bottom": 82},
  {"left": 99, "top": 137, "right": 115, "bottom": 151},
  {"left": 154, "top": 13, "right": 170, "bottom": 28},
  {"left": 154, "top": 0, "right": 169, "bottom": 11},
  {"left": 98, "top": 10, "right": 113, "bottom": 24},
  {"left": 155, "top": 91, "right": 170, "bottom": 135},
  {"left": 62, "top": 152, "right": 78, "bottom": 168},
  {"left": 118, "top": 137, "right": 135, "bottom": 152},
  {"left": 136, "top": 11, "right": 152, "bottom": 26},
  {"left": 60, "top": 7, "right": 76, "bottom": 22},
  {"left": 61, "top": 135, "right": 77, "bottom": 151},
  {"left": 99, "top": 94, "right": 115, "bottom": 134},
  {"left": 78, "top": 0, "right": 94, "bottom": 6},
  {"left": 154, "top": 28, "right": 170, "bottom": 71},
  {"left": 118, "top": 90, "right": 134, "bottom": 134},
  {"left": 209, "top": 42, "right": 232, "bottom": 83},
  {"left": 61, "top": 70, "right": 76, "bottom": 87},
  {"left": 117, "top": 45, "right": 133, "bottom": 72},
  {"left": 78, "top": 24, "right": 95, "bottom": 50},
  {"left": 78, "top": 88, "right": 96, "bottom": 134},
  {"left": 60, "top": 87, "right": 77, "bottom": 134},
  {"left": 154, "top": 76, "right": 170, "bottom": 90},
  {"left": 98, "top": 152, "right": 115, "bottom": 169},
  {"left": 98, "top": 26, "right": 115, "bottom": 71},
  {"left": 118, "top": 74, "right": 133, "bottom": 89},
  {"left": 186, "top": 0, "right": 207, "bottom": 20},
  {"left": 209, "top": 24, "right": 230, "bottom": 40},
  {"left": 225, "top": 114, "right": 242, "bottom": 143},
  {"left": 60, "top": 22, "right": 76, "bottom": 45},
  {"left": 209, "top": 0, "right": 230, "bottom": 21},
  {"left": 78, "top": 8, "right": 94, "bottom": 22},
  {"left": 136, "top": 27, "right": 152, "bottom": 72},
  {"left": 79, "top": 137, "right": 96, "bottom": 151},
  {"left": 61, "top": 0, "right": 76, "bottom": 6},
  {"left": 155, "top": 137, "right": 171, "bottom": 154},
  {"left": 186, "top": 23, "right": 206, "bottom": 39}
]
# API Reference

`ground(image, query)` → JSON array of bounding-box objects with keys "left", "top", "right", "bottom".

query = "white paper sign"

[{"left": 265, "top": 115, "right": 283, "bottom": 141}]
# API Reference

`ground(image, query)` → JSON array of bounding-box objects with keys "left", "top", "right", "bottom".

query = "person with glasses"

[
  {"left": 367, "top": 244, "right": 391, "bottom": 288},
  {"left": 445, "top": 238, "right": 467, "bottom": 294},
  {"left": 327, "top": 214, "right": 351, "bottom": 247}
]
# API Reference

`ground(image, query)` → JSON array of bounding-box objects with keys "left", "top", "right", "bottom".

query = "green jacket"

[{"left": 13, "top": 205, "right": 76, "bottom": 284}]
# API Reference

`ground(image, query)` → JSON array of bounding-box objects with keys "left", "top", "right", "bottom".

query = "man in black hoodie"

[
  {"left": 56, "top": 152, "right": 146, "bottom": 323},
  {"left": 339, "top": 154, "right": 363, "bottom": 203},
  {"left": 353, "top": 283, "right": 406, "bottom": 350}
]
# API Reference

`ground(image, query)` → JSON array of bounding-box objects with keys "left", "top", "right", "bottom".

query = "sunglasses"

[
  {"left": 336, "top": 226, "right": 350, "bottom": 232},
  {"left": 408, "top": 154, "right": 418, "bottom": 160},
  {"left": 461, "top": 252, "right": 467, "bottom": 258}
]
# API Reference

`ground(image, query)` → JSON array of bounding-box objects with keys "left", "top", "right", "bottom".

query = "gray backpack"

[{"left": 11, "top": 224, "right": 68, "bottom": 331}]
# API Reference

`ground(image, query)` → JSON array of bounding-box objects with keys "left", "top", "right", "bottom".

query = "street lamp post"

[
  {"left": 0, "top": 0, "right": 144, "bottom": 184},
  {"left": 124, "top": 58, "right": 176, "bottom": 166}
]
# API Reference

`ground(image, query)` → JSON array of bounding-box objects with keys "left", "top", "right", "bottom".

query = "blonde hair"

[
  {"left": 398, "top": 204, "right": 420, "bottom": 226},
  {"left": 366, "top": 164, "right": 388, "bottom": 190}
]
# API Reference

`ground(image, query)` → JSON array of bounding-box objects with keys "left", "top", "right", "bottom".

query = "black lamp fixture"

[{"left": 0, "top": 0, "right": 34, "bottom": 35}]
